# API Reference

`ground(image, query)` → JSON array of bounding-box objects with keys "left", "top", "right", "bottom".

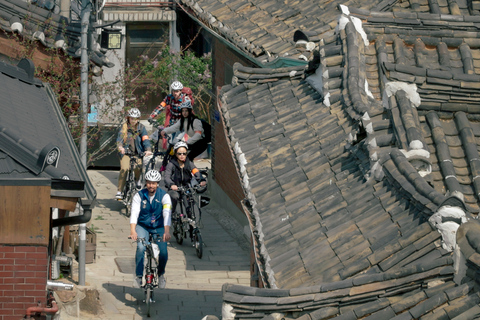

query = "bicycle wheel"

[
  {"left": 146, "top": 156, "right": 156, "bottom": 172},
  {"left": 146, "top": 287, "right": 152, "bottom": 317},
  {"left": 194, "top": 231, "right": 203, "bottom": 259},
  {"left": 125, "top": 180, "right": 136, "bottom": 217},
  {"left": 173, "top": 215, "right": 184, "bottom": 245}
]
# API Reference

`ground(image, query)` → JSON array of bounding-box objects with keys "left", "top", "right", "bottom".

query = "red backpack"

[{"left": 182, "top": 87, "right": 194, "bottom": 106}]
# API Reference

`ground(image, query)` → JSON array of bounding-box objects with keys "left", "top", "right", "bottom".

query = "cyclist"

[
  {"left": 164, "top": 142, "right": 207, "bottom": 218},
  {"left": 129, "top": 170, "right": 172, "bottom": 289},
  {"left": 148, "top": 81, "right": 188, "bottom": 128},
  {"left": 161, "top": 99, "right": 208, "bottom": 162},
  {"left": 116, "top": 108, "right": 152, "bottom": 200}
]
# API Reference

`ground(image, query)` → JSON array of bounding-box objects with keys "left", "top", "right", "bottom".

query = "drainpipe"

[
  {"left": 79, "top": 223, "right": 87, "bottom": 285},
  {"left": 51, "top": 200, "right": 94, "bottom": 285},
  {"left": 25, "top": 293, "right": 58, "bottom": 319},
  {"left": 51, "top": 200, "right": 94, "bottom": 227}
]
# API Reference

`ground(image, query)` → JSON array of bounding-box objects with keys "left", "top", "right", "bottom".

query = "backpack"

[
  {"left": 182, "top": 87, "right": 195, "bottom": 106},
  {"left": 200, "top": 119, "right": 211, "bottom": 143}
]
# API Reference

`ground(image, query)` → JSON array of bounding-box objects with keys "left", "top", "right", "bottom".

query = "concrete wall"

[{"left": 92, "top": 24, "right": 127, "bottom": 124}]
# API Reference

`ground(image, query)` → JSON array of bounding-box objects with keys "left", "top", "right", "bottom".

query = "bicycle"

[
  {"left": 172, "top": 183, "right": 210, "bottom": 259},
  {"left": 145, "top": 120, "right": 185, "bottom": 173},
  {"left": 145, "top": 125, "right": 166, "bottom": 173},
  {"left": 130, "top": 234, "right": 163, "bottom": 317},
  {"left": 119, "top": 147, "right": 144, "bottom": 217}
]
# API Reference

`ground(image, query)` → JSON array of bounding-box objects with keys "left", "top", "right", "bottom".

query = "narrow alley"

[{"left": 59, "top": 165, "right": 251, "bottom": 320}]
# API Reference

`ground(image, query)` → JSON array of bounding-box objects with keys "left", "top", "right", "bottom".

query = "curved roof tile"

[
  {"left": 210, "top": 0, "right": 480, "bottom": 318},
  {"left": 0, "top": 0, "right": 114, "bottom": 70}
]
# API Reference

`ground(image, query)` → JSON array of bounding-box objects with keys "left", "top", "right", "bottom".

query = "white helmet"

[
  {"left": 145, "top": 170, "right": 161, "bottom": 182},
  {"left": 127, "top": 108, "right": 141, "bottom": 118},
  {"left": 180, "top": 99, "right": 192, "bottom": 110},
  {"left": 170, "top": 81, "right": 183, "bottom": 91},
  {"left": 174, "top": 141, "right": 188, "bottom": 151}
]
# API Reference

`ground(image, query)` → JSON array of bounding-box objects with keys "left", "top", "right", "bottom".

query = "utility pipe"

[
  {"left": 47, "top": 280, "right": 74, "bottom": 291},
  {"left": 25, "top": 295, "right": 58, "bottom": 318},
  {"left": 80, "top": 0, "right": 89, "bottom": 168},
  {"left": 78, "top": 0, "right": 91, "bottom": 286}
]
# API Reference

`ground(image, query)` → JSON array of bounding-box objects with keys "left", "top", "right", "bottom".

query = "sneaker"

[
  {"left": 133, "top": 276, "right": 142, "bottom": 288},
  {"left": 115, "top": 191, "right": 123, "bottom": 200},
  {"left": 159, "top": 274, "right": 166, "bottom": 289}
]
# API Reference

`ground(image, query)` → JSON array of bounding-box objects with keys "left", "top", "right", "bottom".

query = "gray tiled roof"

[
  {"left": 0, "top": 0, "right": 113, "bottom": 69},
  {"left": 222, "top": 258, "right": 480, "bottom": 319},
  {"left": 215, "top": 1, "right": 480, "bottom": 318},
  {"left": 178, "top": 0, "right": 390, "bottom": 63},
  {"left": 0, "top": 59, "right": 95, "bottom": 200}
]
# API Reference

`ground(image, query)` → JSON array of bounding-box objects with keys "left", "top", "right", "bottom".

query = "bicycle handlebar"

[
  {"left": 177, "top": 184, "right": 205, "bottom": 194},
  {"left": 124, "top": 149, "right": 145, "bottom": 158},
  {"left": 128, "top": 236, "right": 164, "bottom": 243}
]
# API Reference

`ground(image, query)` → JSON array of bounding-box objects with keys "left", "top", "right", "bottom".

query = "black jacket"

[{"left": 164, "top": 158, "right": 204, "bottom": 189}]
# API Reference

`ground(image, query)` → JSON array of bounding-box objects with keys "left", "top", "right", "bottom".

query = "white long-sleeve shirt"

[{"left": 130, "top": 192, "right": 172, "bottom": 227}]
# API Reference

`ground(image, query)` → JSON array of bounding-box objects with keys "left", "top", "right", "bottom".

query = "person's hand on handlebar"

[
  {"left": 160, "top": 130, "right": 166, "bottom": 138},
  {"left": 119, "top": 146, "right": 125, "bottom": 155},
  {"left": 200, "top": 181, "right": 206, "bottom": 187},
  {"left": 128, "top": 231, "right": 138, "bottom": 241},
  {"left": 171, "top": 185, "right": 178, "bottom": 191},
  {"left": 144, "top": 150, "right": 152, "bottom": 157},
  {"left": 163, "top": 226, "right": 171, "bottom": 242}
]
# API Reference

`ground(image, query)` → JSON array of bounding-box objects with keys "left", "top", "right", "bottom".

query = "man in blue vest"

[{"left": 129, "top": 170, "right": 172, "bottom": 289}]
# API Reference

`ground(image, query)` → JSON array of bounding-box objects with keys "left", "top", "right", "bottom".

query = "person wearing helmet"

[
  {"left": 129, "top": 169, "right": 172, "bottom": 289},
  {"left": 164, "top": 141, "right": 206, "bottom": 216},
  {"left": 148, "top": 80, "right": 188, "bottom": 128},
  {"left": 116, "top": 107, "right": 152, "bottom": 200},
  {"left": 160, "top": 98, "right": 208, "bottom": 162}
]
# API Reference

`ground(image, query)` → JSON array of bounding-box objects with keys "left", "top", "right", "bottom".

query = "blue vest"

[{"left": 137, "top": 188, "right": 167, "bottom": 229}]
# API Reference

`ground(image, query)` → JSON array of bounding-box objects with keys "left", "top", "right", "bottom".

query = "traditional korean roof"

[
  {"left": 0, "top": 59, "right": 96, "bottom": 201},
  {"left": 0, "top": 0, "right": 113, "bottom": 71},
  {"left": 178, "top": 0, "right": 390, "bottom": 64},
  {"left": 217, "top": 2, "right": 480, "bottom": 319}
]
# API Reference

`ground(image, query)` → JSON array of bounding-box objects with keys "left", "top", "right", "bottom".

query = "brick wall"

[
  {"left": 211, "top": 37, "right": 258, "bottom": 211},
  {"left": 0, "top": 245, "right": 48, "bottom": 320},
  {"left": 212, "top": 106, "right": 245, "bottom": 212},
  {"left": 211, "top": 37, "right": 257, "bottom": 88}
]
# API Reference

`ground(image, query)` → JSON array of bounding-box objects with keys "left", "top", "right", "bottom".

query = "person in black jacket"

[{"left": 164, "top": 141, "right": 206, "bottom": 215}]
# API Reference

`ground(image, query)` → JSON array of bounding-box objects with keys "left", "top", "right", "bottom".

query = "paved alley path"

[{"left": 75, "top": 169, "right": 250, "bottom": 320}]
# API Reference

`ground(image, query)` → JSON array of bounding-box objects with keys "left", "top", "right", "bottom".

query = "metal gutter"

[{"left": 52, "top": 198, "right": 95, "bottom": 227}]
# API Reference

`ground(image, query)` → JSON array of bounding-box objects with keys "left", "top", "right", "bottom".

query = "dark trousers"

[
  {"left": 168, "top": 189, "right": 193, "bottom": 219},
  {"left": 168, "top": 190, "right": 181, "bottom": 214},
  {"left": 187, "top": 139, "right": 208, "bottom": 161}
]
